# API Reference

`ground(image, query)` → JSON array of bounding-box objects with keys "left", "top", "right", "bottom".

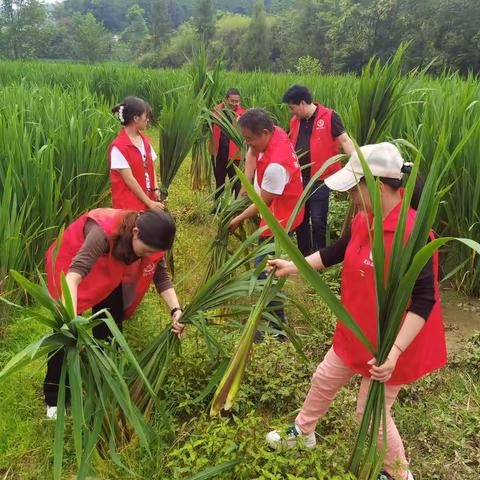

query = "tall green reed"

[
  {"left": 237, "top": 138, "right": 480, "bottom": 478},
  {"left": 188, "top": 46, "right": 226, "bottom": 190},
  {"left": 0, "top": 270, "right": 155, "bottom": 480},
  {"left": 0, "top": 83, "right": 116, "bottom": 297}
]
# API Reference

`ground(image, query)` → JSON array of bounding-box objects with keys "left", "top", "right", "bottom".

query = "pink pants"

[{"left": 296, "top": 347, "right": 409, "bottom": 480}]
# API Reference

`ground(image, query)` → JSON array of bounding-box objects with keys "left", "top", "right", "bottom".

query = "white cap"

[{"left": 325, "top": 142, "right": 405, "bottom": 192}]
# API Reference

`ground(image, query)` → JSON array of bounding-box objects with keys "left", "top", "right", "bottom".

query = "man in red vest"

[
  {"left": 211, "top": 88, "right": 246, "bottom": 200},
  {"left": 229, "top": 108, "right": 304, "bottom": 340},
  {"left": 283, "top": 84, "right": 355, "bottom": 255}
]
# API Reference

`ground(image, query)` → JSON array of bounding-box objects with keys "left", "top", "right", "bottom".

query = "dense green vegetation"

[
  {"left": 1, "top": 0, "right": 479, "bottom": 74},
  {"left": 1, "top": 153, "right": 479, "bottom": 478},
  {"left": 0, "top": 59, "right": 478, "bottom": 296},
  {"left": 0, "top": 55, "right": 479, "bottom": 478}
]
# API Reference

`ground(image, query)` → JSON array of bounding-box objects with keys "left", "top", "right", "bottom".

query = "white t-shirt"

[
  {"left": 254, "top": 154, "right": 290, "bottom": 195},
  {"left": 110, "top": 144, "right": 157, "bottom": 190}
]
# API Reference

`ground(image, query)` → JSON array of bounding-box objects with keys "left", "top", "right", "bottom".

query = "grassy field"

[{"left": 0, "top": 125, "right": 479, "bottom": 479}]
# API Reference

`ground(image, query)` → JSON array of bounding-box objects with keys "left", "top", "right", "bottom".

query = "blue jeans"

[
  {"left": 254, "top": 237, "right": 286, "bottom": 336},
  {"left": 296, "top": 180, "right": 330, "bottom": 255}
]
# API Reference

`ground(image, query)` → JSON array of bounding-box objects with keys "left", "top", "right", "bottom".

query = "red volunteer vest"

[
  {"left": 333, "top": 203, "right": 447, "bottom": 385},
  {"left": 212, "top": 103, "right": 246, "bottom": 161},
  {"left": 122, "top": 251, "right": 165, "bottom": 318},
  {"left": 108, "top": 129, "right": 156, "bottom": 211},
  {"left": 46, "top": 208, "right": 165, "bottom": 318},
  {"left": 289, "top": 103, "right": 341, "bottom": 180},
  {"left": 256, "top": 127, "right": 304, "bottom": 238}
]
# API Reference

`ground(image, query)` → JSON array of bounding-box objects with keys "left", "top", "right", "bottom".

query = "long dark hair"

[
  {"left": 362, "top": 175, "right": 424, "bottom": 210},
  {"left": 111, "top": 210, "right": 176, "bottom": 264},
  {"left": 112, "top": 96, "right": 152, "bottom": 126},
  {"left": 112, "top": 211, "right": 138, "bottom": 263}
]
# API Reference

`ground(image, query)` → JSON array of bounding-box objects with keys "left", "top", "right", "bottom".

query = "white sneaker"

[
  {"left": 46, "top": 406, "right": 57, "bottom": 420},
  {"left": 266, "top": 424, "right": 316, "bottom": 449}
]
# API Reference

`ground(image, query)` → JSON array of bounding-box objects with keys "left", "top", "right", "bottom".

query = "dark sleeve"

[
  {"left": 319, "top": 227, "right": 351, "bottom": 267},
  {"left": 407, "top": 257, "right": 435, "bottom": 321},
  {"left": 68, "top": 219, "right": 110, "bottom": 278},
  {"left": 153, "top": 257, "right": 173, "bottom": 293},
  {"left": 331, "top": 111, "right": 346, "bottom": 138}
]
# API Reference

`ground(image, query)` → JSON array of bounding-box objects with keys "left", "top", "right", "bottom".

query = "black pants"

[
  {"left": 212, "top": 155, "right": 240, "bottom": 200},
  {"left": 43, "top": 284, "right": 124, "bottom": 407},
  {"left": 296, "top": 181, "right": 330, "bottom": 256}
]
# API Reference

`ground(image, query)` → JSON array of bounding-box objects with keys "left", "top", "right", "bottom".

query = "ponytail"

[
  {"left": 367, "top": 173, "right": 425, "bottom": 210},
  {"left": 112, "top": 96, "right": 152, "bottom": 126},
  {"left": 409, "top": 174, "right": 424, "bottom": 210}
]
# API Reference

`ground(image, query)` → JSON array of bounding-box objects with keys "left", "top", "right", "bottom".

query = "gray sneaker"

[
  {"left": 378, "top": 469, "right": 414, "bottom": 480},
  {"left": 266, "top": 424, "right": 316, "bottom": 450}
]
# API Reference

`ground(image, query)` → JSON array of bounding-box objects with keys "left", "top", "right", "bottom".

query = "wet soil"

[{"left": 441, "top": 288, "right": 480, "bottom": 354}]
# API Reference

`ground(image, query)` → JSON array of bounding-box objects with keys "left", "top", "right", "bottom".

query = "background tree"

[
  {"left": 0, "top": 0, "right": 49, "bottom": 59},
  {"left": 149, "top": 0, "right": 172, "bottom": 49},
  {"left": 57, "top": 0, "right": 126, "bottom": 32},
  {"left": 328, "top": 0, "right": 404, "bottom": 72},
  {"left": 210, "top": 13, "right": 250, "bottom": 70},
  {"left": 240, "top": 0, "right": 271, "bottom": 71},
  {"left": 68, "top": 12, "right": 111, "bottom": 63},
  {"left": 193, "top": 0, "right": 215, "bottom": 44},
  {"left": 432, "top": 0, "right": 480, "bottom": 74},
  {"left": 121, "top": 4, "right": 148, "bottom": 48},
  {"left": 398, "top": 0, "right": 438, "bottom": 70},
  {"left": 141, "top": 20, "right": 197, "bottom": 68},
  {"left": 37, "top": 19, "right": 71, "bottom": 60},
  {"left": 112, "top": 4, "right": 149, "bottom": 61},
  {"left": 270, "top": 0, "right": 338, "bottom": 72},
  {"left": 295, "top": 55, "right": 323, "bottom": 75}
]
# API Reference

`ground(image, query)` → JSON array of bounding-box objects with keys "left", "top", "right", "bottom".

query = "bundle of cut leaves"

[
  {"left": 189, "top": 46, "right": 225, "bottom": 190},
  {"left": 205, "top": 180, "right": 253, "bottom": 280},
  {"left": 203, "top": 100, "right": 247, "bottom": 208},
  {"left": 0, "top": 270, "right": 155, "bottom": 480},
  {"left": 263, "top": 91, "right": 291, "bottom": 130},
  {"left": 342, "top": 44, "right": 419, "bottom": 235},
  {"left": 129, "top": 231, "right": 274, "bottom": 418},
  {"left": 158, "top": 90, "right": 204, "bottom": 201},
  {"left": 210, "top": 267, "right": 286, "bottom": 414},
  {"left": 351, "top": 43, "right": 416, "bottom": 146},
  {"left": 236, "top": 137, "right": 480, "bottom": 479},
  {"left": 208, "top": 158, "right": 345, "bottom": 415},
  {"left": 205, "top": 103, "right": 246, "bottom": 170}
]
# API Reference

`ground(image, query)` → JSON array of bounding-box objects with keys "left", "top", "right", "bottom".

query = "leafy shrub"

[
  {"left": 164, "top": 411, "right": 354, "bottom": 480},
  {"left": 295, "top": 56, "right": 323, "bottom": 76}
]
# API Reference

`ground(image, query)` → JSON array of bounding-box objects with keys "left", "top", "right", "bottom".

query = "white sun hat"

[{"left": 325, "top": 142, "right": 405, "bottom": 192}]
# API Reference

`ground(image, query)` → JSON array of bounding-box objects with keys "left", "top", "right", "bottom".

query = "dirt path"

[{"left": 441, "top": 288, "right": 480, "bottom": 354}]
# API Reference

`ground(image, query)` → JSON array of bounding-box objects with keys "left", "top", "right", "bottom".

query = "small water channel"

[{"left": 441, "top": 288, "right": 480, "bottom": 354}]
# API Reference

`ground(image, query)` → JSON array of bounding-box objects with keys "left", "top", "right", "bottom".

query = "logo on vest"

[
  {"left": 363, "top": 250, "right": 374, "bottom": 268},
  {"left": 143, "top": 263, "right": 156, "bottom": 276},
  {"left": 316, "top": 119, "right": 325, "bottom": 130}
]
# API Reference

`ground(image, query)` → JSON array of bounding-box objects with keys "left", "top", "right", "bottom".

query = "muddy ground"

[{"left": 441, "top": 288, "right": 480, "bottom": 354}]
